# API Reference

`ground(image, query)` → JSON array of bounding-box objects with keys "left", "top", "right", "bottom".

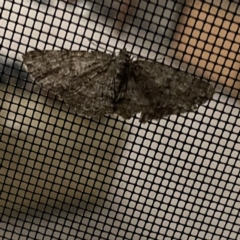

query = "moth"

[{"left": 22, "top": 49, "right": 214, "bottom": 123}]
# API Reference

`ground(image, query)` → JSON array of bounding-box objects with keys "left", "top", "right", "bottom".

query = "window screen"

[{"left": 0, "top": 1, "right": 239, "bottom": 240}]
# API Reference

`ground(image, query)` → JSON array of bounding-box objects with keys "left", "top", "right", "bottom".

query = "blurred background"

[{"left": 0, "top": 1, "right": 239, "bottom": 239}]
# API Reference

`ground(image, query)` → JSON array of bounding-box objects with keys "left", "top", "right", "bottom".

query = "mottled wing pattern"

[
  {"left": 131, "top": 61, "right": 215, "bottom": 122},
  {"left": 23, "top": 50, "right": 130, "bottom": 117},
  {"left": 22, "top": 49, "right": 214, "bottom": 123}
]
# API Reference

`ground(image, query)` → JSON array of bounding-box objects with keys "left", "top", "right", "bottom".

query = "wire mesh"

[{"left": 0, "top": 0, "right": 239, "bottom": 240}]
